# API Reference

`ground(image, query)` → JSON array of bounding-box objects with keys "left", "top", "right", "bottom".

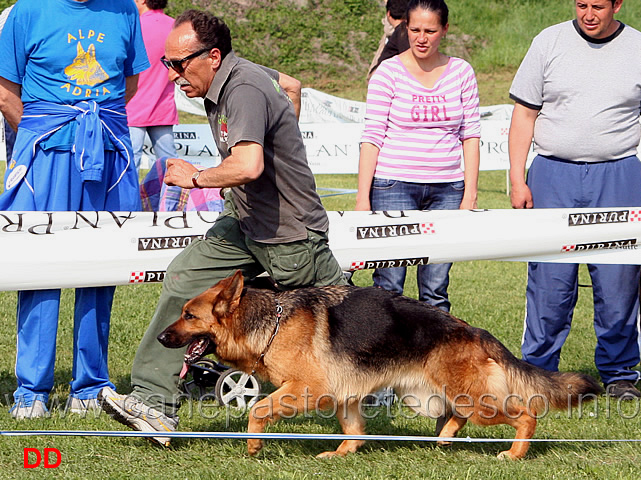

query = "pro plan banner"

[{"left": 1, "top": 208, "right": 641, "bottom": 291}]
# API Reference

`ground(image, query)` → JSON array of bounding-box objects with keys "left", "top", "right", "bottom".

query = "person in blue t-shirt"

[{"left": 0, "top": 0, "right": 149, "bottom": 420}]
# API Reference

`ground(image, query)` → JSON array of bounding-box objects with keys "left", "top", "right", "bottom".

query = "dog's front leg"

[
  {"left": 316, "top": 399, "right": 366, "bottom": 459},
  {"left": 246, "top": 380, "right": 310, "bottom": 456},
  {"left": 436, "top": 414, "right": 467, "bottom": 447}
]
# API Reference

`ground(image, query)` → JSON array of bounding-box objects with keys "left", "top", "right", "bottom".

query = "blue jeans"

[
  {"left": 129, "top": 125, "right": 177, "bottom": 171},
  {"left": 370, "top": 178, "right": 465, "bottom": 312}
]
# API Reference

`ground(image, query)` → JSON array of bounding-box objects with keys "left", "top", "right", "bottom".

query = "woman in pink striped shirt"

[{"left": 356, "top": 0, "right": 480, "bottom": 312}]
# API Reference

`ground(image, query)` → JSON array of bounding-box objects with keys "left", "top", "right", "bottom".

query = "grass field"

[{"left": 1, "top": 170, "right": 640, "bottom": 479}]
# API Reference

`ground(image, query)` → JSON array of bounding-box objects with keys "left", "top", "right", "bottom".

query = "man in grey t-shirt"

[
  {"left": 508, "top": 0, "right": 641, "bottom": 399},
  {"left": 98, "top": 10, "right": 346, "bottom": 444}
]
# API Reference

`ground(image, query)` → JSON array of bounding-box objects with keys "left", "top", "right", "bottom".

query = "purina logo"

[
  {"left": 568, "top": 210, "right": 630, "bottom": 226},
  {"left": 129, "top": 271, "right": 166, "bottom": 283},
  {"left": 356, "top": 223, "right": 435, "bottom": 240},
  {"left": 138, "top": 235, "right": 202, "bottom": 251},
  {"left": 350, "top": 257, "right": 430, "bottom": 271},
  {"left": 561, "top": 238, "right": 637, "bottom": 252},
  {"left": 174, "top": 131, "right": 197, "bottom": 140}
]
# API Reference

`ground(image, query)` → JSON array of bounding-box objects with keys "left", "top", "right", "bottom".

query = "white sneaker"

[
  {"left": 98, "top": 386, "right": 178, "bottom": 447},
  {"left": 10, "top": 399, "right": 50, "bottom": 420},
  {"left": 65, "top": 396, "right": 101, "bottom": 416}
]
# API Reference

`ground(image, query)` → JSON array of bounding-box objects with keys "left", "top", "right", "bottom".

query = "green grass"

[{"left": 1, "top": 171, "right": 639, "bottom": 478}]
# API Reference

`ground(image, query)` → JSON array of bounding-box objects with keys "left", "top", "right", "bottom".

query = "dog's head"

[{"left": 157, "top": 270, "right": 245, "bottom": 365}]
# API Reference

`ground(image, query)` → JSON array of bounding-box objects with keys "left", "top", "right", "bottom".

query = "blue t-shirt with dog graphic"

[{"left": 0, "top": 0, "right": 149, "bottom": 105}]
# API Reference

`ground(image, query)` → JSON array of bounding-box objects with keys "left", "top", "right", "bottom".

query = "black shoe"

[{"left": 605, "top": 380, "right": 641, "bottom": 400}]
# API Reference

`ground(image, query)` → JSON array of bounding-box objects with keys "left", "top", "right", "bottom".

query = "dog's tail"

[{"left": 482, "top": 333, "right": 604, "bottom": 412}]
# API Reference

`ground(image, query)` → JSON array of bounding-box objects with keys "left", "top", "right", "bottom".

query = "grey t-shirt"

[
  {"left": 510, "top": 20, "right": 641, "bottom": 162},
  {"left": 204, "top": 52, "right": 328, "bottom": 243}
]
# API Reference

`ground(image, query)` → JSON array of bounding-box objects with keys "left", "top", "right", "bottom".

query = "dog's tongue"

[{"left": 179, "top": 362, "right": 189, "bottom": 379}]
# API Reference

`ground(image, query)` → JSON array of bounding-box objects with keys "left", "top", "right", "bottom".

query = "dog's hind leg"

[
  {"left": 467, "top": 406, "right": 537, "bottom": 460},
  {"left": 434, "top": 414, "right": 451, "bottom": 436},
  {"left": 316, "top": 399, "right": 366, "bottom": 459},
  {"left": 436, "top": 414, "right": 467, "bottom": 447},
  {"left": 495, "top": 407, "right": 536, "bottom": 460}
]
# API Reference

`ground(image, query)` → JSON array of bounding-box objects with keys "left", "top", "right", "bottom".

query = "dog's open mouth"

[{"left": 184, "top": 337, "right": 211, "bottom": 365}]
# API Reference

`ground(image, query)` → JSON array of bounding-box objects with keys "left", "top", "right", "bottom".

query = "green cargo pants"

[{"left": 129, "top": 205, "right": 346, "bottom": 414}]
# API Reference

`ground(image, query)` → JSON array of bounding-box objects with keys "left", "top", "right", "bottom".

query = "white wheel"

[{"left": 215, "top": 369, "right": 261, "bottom": 409}]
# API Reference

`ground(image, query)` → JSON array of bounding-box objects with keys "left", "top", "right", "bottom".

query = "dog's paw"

[
  {"left": 436, "top": 440, "right": 453, "bottom": 448},
  {"left": 247, "top": 439, "right": 264, "bottom": 456},
  {"left": 497, "top": 450, "right": 520, "bottom": 461},
  {"left": 315, "top": 450, "right": 345, "bottom": 459}
]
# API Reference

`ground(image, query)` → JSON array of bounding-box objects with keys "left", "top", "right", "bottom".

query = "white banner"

[
  {"left": 299, "top": 123, "right": 364, "bottom": 174},
  {"left": 299, "top": 88, "right": 366, "bottom": 124},
  {"left": 1, "top": 208, "right": 641, "bottom": 291}
]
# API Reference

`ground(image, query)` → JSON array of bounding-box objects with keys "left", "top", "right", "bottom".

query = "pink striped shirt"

[{"left": 361, "top": 56, "right": 481, "bottom": 183}]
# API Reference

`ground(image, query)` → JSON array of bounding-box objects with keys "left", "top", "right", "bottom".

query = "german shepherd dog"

[{"left": 158, "top": 270, "right": 603, "bottom": 459}]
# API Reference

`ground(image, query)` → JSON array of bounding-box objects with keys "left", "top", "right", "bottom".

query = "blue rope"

[{"left": 1, "top": 430, "right": 641, "bottom": 443}]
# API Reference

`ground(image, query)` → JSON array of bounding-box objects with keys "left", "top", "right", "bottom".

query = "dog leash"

[{"left": 250, "top": 299, "right": 283, "bottom": 375}]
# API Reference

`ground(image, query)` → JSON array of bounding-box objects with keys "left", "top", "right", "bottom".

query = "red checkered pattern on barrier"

[
  {"left": 629, "top": 210, "right": 641, "bottom": 222},
  {"left": 350, "top": 261, "right": 365, "bottom": 271},
  {"left": 561, "top": 245, "right": 576, "bottom": 252},
  {"left": 421, "top": 222, "right": 435, "bottom": 234},
  {"left": 129, "top": 272, "right": 145, "bottom": 283}
]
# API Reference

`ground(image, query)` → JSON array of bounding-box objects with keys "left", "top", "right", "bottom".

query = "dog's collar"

[{"left": 251, "top": 299, "right": 283, "bottom": 375}]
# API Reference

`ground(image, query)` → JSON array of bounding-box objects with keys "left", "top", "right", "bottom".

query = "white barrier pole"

[{"left": 1, "top": 208, "right": 641, "bottom": 291}]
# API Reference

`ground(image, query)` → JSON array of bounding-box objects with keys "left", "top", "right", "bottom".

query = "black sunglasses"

[{"left": 160, "top": 47, "right": 211, "bottom": 73}]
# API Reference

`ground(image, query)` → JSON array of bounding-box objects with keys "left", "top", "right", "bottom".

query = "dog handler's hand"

[{"left": 164, "top": 158, "right": 199, "bottom": 189}]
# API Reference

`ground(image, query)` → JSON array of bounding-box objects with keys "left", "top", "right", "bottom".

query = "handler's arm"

[
  {"left": 164, "top": 141, "right": 264, "bottom": 189},
  {"left": 0, "top": 77, "right": 23, "bottom": 131},
  {"left": 508, "top": 103, "right": 538, "bottom": 209},
  {"left": 278, "top": 72, "right": 302, "bottom": 120},
  {"left": 355, "top": 142, "right": 380, "bottom": 211}
]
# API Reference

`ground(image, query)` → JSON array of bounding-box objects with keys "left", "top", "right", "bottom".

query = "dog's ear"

[{"left": 213, "top": 270, "right": 244, "bottom": 318}]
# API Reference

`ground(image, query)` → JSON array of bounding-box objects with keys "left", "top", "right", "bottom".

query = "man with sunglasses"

[{"left": 99, "top": 9, "right": 346, "bottom": 444}]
